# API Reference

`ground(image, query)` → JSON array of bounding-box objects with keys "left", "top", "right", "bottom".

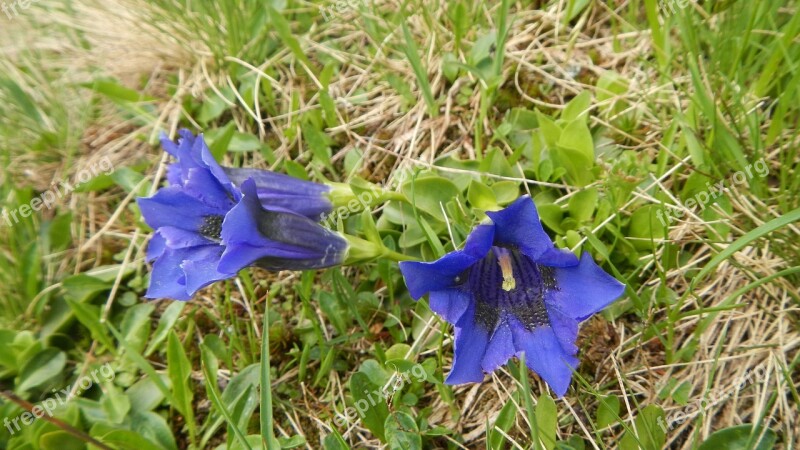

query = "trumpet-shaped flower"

[
  {"left": 218, "top": 179, "right": 348, "bottom": 272},
  {"left": 399, "top": 196, "right": 625, "bottom": 397}
]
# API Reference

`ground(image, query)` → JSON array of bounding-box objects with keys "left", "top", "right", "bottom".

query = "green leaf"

[
  {"left": 85, "top": 79, "right": 153, "bottom": 103},
  {"left": 697, "top": 424, "right": 777, "bottom": 450},
  {"left": 101, "top": 384, "right": 132, "bottom": 424},
  {"left": 535, "top": 110, "right": 562, "bottom": 147},
  {"left": 129, "top": 410, "right": 178, "bottom": 450},
  {"left": 557, "top": 119, "right": 594, "bottom": 161},
  {"left": 322, "top": 430, "right": 351, "bottom": 450},
  {"left": 228, "top": 132, "right": 261, "bottom": 152},
  {"left": 200, "top": 347, "right": 252, "bottom": 450},
  {"left": 205, "top": 122, "right": 236, "bottom": 160},
  {"left": 535, "top": 394, "right": 557, "bottom": 450},
  {"left": 302, "top": 121, "right": 333, "bottom": 169},
  {"left": 260, "top": 309, "right": 280, "bottom": 450},
  {"left": 596, "top": 71, "right": 629, "bottom": 116},
  {"left": 596, "top": 395, "right": 620, "bottom": 428},
  {"left": 126, "top": 376, "right": 167, "bottom": 412},
  {"left": 65, "top": 300, "right": 115, "bottom": 351},
  {"left": 401, "top": 176, "right": 460, "bottom": 222},
  {"left": 62, "top": 274, "right": 111, "bottom": 303},
  {"left": 627, "top": 205, "right": 665, "bottom": 251},
  {"left": 144, "top": 302, "right": 185, "bottom": 357},
  {"left": 487, "top": 394, "right": 517, "bottom": 450},
  {"left": 384, "top": 411, "right": 421, "bottom": 450},
  {"left": 266, "top": 6, "right": 312, "bottom": 67},
  {"left": 89, "top": 423, "right": 164, "bottom": 450},
  {"left": 1, "top": 79, "right": 43, "bottom": 124},
  {"left": 568, "top": 188, "right": 598, "bottom": 223},
  {"left": 167, "top": 331, "right": 193, "bottom": 420},
  {"left": 468, "top": 180, "right": 497, "bottom": 210},
  {"left": 619, "top": 405, "right": 665, "bottom": 450},
  {"left": 401, "top": 22, "right": 438, "bottom": 117},
  {"left": 121, "top": 303, "right": 155, "bottom": 356},
  {"left": 16, "top": 348, "right": 66, "bottom": 392},
  {"left": 538, "top": 204, "right": 564, "bottom": 234},
  {"left": 350, "top": 372, "right": 389, "bottom": 441},
  {"left": 278, "top": 435, "right": 307, "bottom": 449},
  {"left": 561, "top": 91, "right": 592, "bottom": 122},
  {"left": 491, "top": 181, "right": 520, "bottom": 205},
  {"left": 39, "top": 431, "right": 86, "bottom": 450}
]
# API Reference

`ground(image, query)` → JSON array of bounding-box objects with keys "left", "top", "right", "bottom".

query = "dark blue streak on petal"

[{"left": 468, "top": 247, "right": 556, "bottom": 333}]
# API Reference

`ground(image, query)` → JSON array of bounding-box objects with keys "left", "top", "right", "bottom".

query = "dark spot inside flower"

[
  {"left": 468, "top": 247, "right": 557, "bottom": 332},
  {"left": 199, "top": 215, "right": 224, "bottom": 241}
]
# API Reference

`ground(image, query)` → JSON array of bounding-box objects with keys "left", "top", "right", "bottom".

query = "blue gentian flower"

[
  {"left": 137, "top": 137, "right": 242, "bottom": 300},
  {"left": 218, "top": 179, "right": 348, "bottom": 272},
  {"left": 160, "top": 129, "right": 333, "bottom": 220},
  {"left": 398, "top": 196, "right": 625, "bottom": 397},
  {"left": 139, "top": 130, "right": 348, "bottom": 300}
]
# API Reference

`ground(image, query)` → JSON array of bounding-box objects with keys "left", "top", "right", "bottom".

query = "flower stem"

[{"left": 343, "top": 234, "right": 419, "bottom": 265}]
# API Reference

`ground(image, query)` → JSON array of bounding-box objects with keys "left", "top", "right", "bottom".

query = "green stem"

[
  {"left": 382, "top": 248, "right": 418, "bottom": 262},
  {"left": 342, "top": 234, "right": 419, "bottom": 265}
]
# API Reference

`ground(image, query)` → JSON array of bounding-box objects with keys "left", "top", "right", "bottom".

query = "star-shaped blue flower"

[{"left": 399, "top": 196, "right": 625, "bottom": 397}]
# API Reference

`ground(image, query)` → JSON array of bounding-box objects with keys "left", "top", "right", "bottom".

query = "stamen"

[{"left": 496, "top": 248, "right": 516, "bottom": 291}]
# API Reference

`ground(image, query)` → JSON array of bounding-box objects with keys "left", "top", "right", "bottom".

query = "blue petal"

[
  {"left": 547, "top": 252, "right": 625, "bottom": 322},
  {"left": 165, "top": 130, "right": 235, "bottom": 192},
  {"left": 166, "top": 163, "right": 183, "bottom": 186},
  {"left": 222, "top": 168, "right": 332, "bottom": 219},
  {"left": 181, "top": 245, "right": 234, "bottom": 295},
  {"left": 511, "top": 322, "right": 579, "bottom": 397},
  {"left": 146, "top": 232, "right": 167, "bottom": 262},
  {"left": 218, "top": 178, "right": 348, "bottom": 273},
  {"left": 181, "top": 167, "right": 239, "bottom": 210},
  {"left": 445, "top": 307, "right": 490, "bottom": 384},
  {"left": 462, "top": 224, "right": 495, "bottom": 259},
  {"left": 546, "top": 307, "right": 579, "bottom": 355},
  {"left": 158, "top": 226, "right": 214, "bottom": 249},
  {"left": 486, "top": 196, "right": 578, "bottom": 267},
  {"left": 172, "top": 130, "right": 204, "bottom": 179},
  {"left": 137, "top": 188, "right": 225, "bottom": 231},
  {"left": 159, "top": 132, "right": 179, "bottom": 157},
  {"left": 428, "top": 289, "right": 471, "bottom": 324},
  {"left": 482, "top": 319, "right": 517, "bottom": 373},
  {"left": 399, "top": 252, "right": 477, "bottom": 300},
  {"left": 195, "top": 134, "right": 235, "bottom": 189},
  {"left": 399, "top": 223, "right": 493, "bottom": 300},
  {"left": 145, "top": 247, "right": 192, "bottom": 301},
  {"left": 223, "top": 167, "right": 330, "bottom": 195}
]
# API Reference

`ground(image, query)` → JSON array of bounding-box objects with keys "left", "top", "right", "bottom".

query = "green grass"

[{"left": 0, "top": 0, "right": 798, "bottom": 449}]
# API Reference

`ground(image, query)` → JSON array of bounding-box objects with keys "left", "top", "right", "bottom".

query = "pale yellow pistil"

[{"left": 497, "top": 250, "right": 516, "bottom": 292}]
